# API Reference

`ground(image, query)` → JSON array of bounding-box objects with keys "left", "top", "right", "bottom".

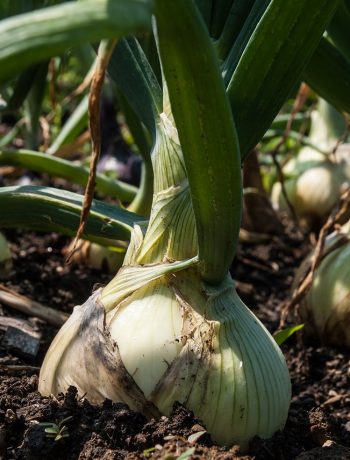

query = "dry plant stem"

[
  {"left": 67, "top": 39, "right": 117, "bottom": 262},
  {"left": 271, "top": 151, "right": 298, "bottom": 223},
  {"left": 270, "top": 83, "right": 310, "bottom": 225},
  {"left": 239, "top": 228, "right": 271, "bottom": 243},
  {"left": 0, "top": 284, "right": 68, "bottom": 326},
  {"left": 331, "top": 119, "right": 350, "bottom": 161},
  {"left": 0, "top": 316, "right": 34, "bottom": 332},
  {"left": 279, "top": 188, "right": 350, "bottom": 328},
  {"left": 54, "top": 130, "right": 90, "bottom": 158},
  {"left": 64, "top": 62, "right": 96, "bottom": 106},
  {"left": 0, "top": 365, "right": 40, "bottom": 373},
  {"left": 39, "top": 116, "right": 51, "bottom": 151}
]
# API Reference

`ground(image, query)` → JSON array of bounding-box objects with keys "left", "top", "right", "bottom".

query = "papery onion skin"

[{"left": 39, "top": 266, "right": 291, "bottom": 448}]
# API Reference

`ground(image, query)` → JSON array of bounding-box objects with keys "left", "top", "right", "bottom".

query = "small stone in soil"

[{"left": 3, "top": 326, "right": 41, "bottom": 357}]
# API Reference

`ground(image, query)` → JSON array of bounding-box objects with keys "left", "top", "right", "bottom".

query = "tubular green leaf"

[
  {"left": 222, "top": 0, "right": 269, "bottom": 85},
  {"left": 155, "top": 0, "right": 242, "bottom": 285},
  {"left": 0, "top": 0, "right": 153, "bottom": 85},
  {"left": 227, "top": 0, "right": 340, "bottom": 160},
  {"left": 0, "top": 185, "right": 141, "bottom": 245},
  {"left": 0, "top": 149, "right": 137, "bottom": 201},
  {"left": 303, "top": 37, "right": 350, "bottom": 115},
  {"left": 209, "top": 0, "right": 233, "bottom": 39},
  {"left": 214, "top": 0, "right": 256, "bottom": 61},
  {"left": 108, "top": 38, "right": 162, "bottom": 137}
]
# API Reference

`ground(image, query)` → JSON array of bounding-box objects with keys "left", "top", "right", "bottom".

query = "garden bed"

[{"left": 1, "top": 222, "right": 349, "bottom": 459}]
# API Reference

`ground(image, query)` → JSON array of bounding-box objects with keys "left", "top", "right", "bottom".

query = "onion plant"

[{"left": 0, "top": 0, "right": 348, "bottom": 449}]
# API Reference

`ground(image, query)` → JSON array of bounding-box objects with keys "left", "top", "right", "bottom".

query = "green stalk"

[
  {"left": 0, "top": 185, "right": 141, "bottom": 245},
  {"left": 0, "top": 0, "right": 153, "bottom": 85},
  {"left": 0, "top": 149, "right": 137, "bottom": 201},
  {"left": 155, "top": 0, "right": 242, "bottom": 285}
]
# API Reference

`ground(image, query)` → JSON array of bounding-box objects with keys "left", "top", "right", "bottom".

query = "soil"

[{"left": 0, "top": 222, "right": 350, "bottom": 459}]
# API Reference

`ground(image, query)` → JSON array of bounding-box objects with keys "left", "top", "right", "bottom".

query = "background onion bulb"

[
  {"left": 271, "top": 159, "right": 349, "bottom": 229},
  {"left": 64, "top": 239, "right": 126, "bottom": 272},
  {"left": 271, "top": 99, "right": 350, "bottom": 229},
  {"left": 297, "top": 222, "right": 350, "bottom": 347}
]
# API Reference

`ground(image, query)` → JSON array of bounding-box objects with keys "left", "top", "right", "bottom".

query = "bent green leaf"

[
  {"left": 0, "top": 149, "right": 137, "bottom": 201},
  {"left": 0, "top": 185, "right": 142, "bottom": 245},
  {"left": 0, "top": 0, "right": 153, "bottom": 84}
]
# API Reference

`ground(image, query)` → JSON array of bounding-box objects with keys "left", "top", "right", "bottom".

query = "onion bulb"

[
  {"left": 39, "top": 256, "right": 290, "bottom": 447},
  {"left": 298, "top": 222, "right": 350, "bottom": 347},
  {"left": 39, "top": 111, "right": 290, "bottom": 448},
  {"left": 271, "top": 158, "right": 348, "bottom": 228},
  {"left": 271, "top": 102, "right": 350, "bottom": 229}
]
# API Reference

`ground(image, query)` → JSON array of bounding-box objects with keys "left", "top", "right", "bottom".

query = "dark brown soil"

[{"left": 0, "top": 224, "right": 350, "bottom": 460}]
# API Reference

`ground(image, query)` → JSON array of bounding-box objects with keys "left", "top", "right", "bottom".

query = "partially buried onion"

[{"left": 298, "top": 221, "right": 350, "bottom": 347}]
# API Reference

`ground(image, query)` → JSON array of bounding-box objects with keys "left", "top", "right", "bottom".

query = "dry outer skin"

[{"left": 0, "top": 224, "right": 349, "bottom": 459}]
